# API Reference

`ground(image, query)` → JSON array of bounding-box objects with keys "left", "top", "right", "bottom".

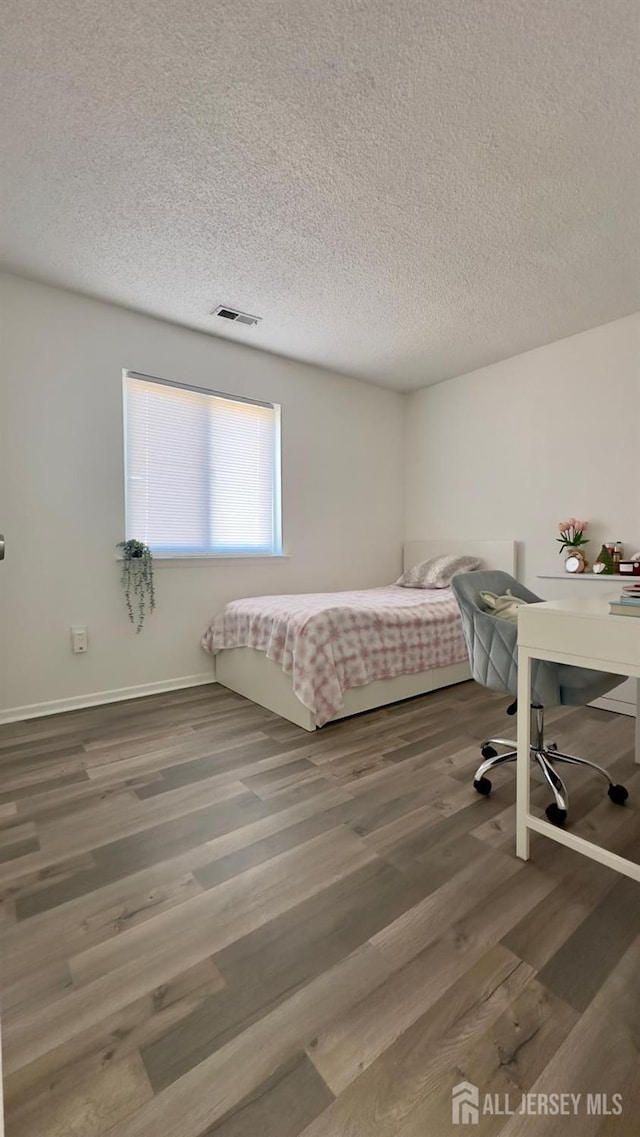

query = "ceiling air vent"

[{"left": 212, "top": 305, "right": 261, "bottom": 327}]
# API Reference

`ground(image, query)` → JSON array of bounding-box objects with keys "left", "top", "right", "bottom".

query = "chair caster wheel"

[
  {"left": 481, "top": 745, "right": 497, "bottom": 759},
  {"left": 474, "top": 776, "right": 492, "bottom": 796},
  {"left": 545, "top": 803, "right": 567, "bottom": 826},
  {"left": 547, "top": 742, "right": 558, "bottom": 751},
  {"left": 608, "top": 783, "right": 629, "bottom": 805}
]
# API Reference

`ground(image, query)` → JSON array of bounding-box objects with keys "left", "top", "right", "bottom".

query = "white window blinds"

[{"left": 124, "top": 372, "right": 282, "bottom": 556}]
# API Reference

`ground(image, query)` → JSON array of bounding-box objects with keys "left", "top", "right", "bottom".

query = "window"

[{"left": 124, "top": 371, "right": 282, "bottom": 556}]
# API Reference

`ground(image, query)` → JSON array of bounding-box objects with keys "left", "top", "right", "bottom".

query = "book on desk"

[{"left": 610, "top": 583, "right": 640, "bottom": 617}]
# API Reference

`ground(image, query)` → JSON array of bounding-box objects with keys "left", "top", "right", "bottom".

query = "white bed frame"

[{"left": 215, "top": 540, "right": 516, "bottom": 731}]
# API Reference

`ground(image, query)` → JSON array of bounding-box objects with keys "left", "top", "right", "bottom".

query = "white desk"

[{"left": 516, "top": 593, "right": 640, "bottom": 882}]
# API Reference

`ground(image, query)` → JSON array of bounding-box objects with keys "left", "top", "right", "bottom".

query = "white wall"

[
  {"left": 0, "top": 273, "right": 404, "bottom": 719},
  {"left": 405, "top": 313, "right": 640, "bottom": 595}
]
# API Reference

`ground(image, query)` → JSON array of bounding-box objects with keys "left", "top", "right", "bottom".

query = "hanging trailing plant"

[{"left": 117, "top": 539, "right": 156, "bottom": 633}]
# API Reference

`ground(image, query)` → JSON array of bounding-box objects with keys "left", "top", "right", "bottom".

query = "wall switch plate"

[{"left": 71, "top": 626, "right": 88, "bottom": 653}]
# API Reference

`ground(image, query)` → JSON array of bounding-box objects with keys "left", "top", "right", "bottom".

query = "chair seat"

[
  {"left": 556, "top": 664, "right": 624, "bottom": 706},
  {"left": 450, "top": 569, "right": 625, "bottom": 705},
  {"left": 450, "top": 569, "right": 629, "bottom": 824}
]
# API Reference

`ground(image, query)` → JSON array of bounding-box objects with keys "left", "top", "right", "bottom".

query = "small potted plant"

[
  {"left": 117, "top": 539, "right": 155, "bottom": 632},
  {"left": 556, "top": 519, "right": 589, "bottom": 573}
]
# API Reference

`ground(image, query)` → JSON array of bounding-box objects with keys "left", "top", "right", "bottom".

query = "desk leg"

[
  {"left": 635, "top": 680, "right": 640, "bottom": 765},
  {"left": 516, "top": 649, "right": 532, "bottom": 861}
]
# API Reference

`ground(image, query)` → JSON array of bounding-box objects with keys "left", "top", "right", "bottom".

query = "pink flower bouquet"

[{"left": 557, "top": 518, "right": 589, "bottom": 555}]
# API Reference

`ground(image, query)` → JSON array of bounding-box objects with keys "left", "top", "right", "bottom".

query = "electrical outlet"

[{"left": 71, "top": 626, "right": 88, "bottom": 654}]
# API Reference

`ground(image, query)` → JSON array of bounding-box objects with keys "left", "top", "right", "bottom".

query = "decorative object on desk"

[
  {"left": 557, "top": 518, "right": 589, "bottom": 572},
  {"left": 618, "top": 560, "right": 640, "bottom": 576},
  {"left": 117, "top": 539, "right": 155, "bottom": 633},
  {"left": 593, "top": 544, "right": 616, "bottom": 574},
  {"left": 557, "top": 518, "right": 589, "bottom": 554},
  {"left": 612, "top": 540, "right": 624, "bottom": 570},
  {"left": 565, "top": 550, "right": 588, "bottom": 574}
]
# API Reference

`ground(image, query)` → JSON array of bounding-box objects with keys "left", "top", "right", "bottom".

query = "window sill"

[{"left": 116, "top": 553, "right": 290, "bottom": 567}]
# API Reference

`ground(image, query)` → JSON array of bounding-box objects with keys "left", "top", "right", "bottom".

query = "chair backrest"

[{"left": 451, "top": 570, "right": 561, "bottom": 705}]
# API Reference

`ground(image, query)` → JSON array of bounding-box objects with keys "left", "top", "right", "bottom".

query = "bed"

[{"left": 202, "top": 540, "right": 516, "bottom": 731}]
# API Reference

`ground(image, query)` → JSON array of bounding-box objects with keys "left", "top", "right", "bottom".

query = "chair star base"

[{"left": 474, "top": 707, "right": 628, "bottom": 825}]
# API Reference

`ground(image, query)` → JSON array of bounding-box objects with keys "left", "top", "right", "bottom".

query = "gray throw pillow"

[{"left": 396, "top": 553, "right": 481, "bottom": 589}]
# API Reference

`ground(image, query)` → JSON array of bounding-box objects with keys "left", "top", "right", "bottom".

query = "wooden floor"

[{"left": 1, "top": 681, "right": 639, "bottom": 1137}]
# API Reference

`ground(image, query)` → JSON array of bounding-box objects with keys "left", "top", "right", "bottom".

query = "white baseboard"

[
  {"left": 590, "top": 694, "right": 636, "bottom": 718},
  {"left": 0, "top": 673, "right": 217, "bottom": 725}
]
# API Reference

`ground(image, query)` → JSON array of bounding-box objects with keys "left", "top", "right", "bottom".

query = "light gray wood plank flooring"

[{"left": 1, "top": 680, "right": 638, "bottom": 1136}]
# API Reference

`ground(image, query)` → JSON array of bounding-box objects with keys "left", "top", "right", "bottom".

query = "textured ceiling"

[{"left": 1, "top": 1, "right": 639, "bottom": 391}]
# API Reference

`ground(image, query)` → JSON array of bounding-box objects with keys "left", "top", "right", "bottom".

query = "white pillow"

[{"left": 396, "top": 553, "right": 481, "bottom": 589}]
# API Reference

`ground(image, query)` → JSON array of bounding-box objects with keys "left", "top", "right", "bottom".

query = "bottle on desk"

[{"left": 612, "top": 541, "right": 624, "bottom": 570}]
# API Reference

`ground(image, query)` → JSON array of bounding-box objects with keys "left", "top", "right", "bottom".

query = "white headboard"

[{"left": 403, "top": 539, "right": 517, "bottom": 576}]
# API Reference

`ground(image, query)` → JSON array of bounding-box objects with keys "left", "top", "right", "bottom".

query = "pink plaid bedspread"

[{"left": 201, "top": 585, "right": 467, "bottom": 727}]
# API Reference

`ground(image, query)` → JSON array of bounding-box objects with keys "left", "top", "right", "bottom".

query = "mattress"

[{"left": 202, "top": 585, "right": 467, "bottom": 727}]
